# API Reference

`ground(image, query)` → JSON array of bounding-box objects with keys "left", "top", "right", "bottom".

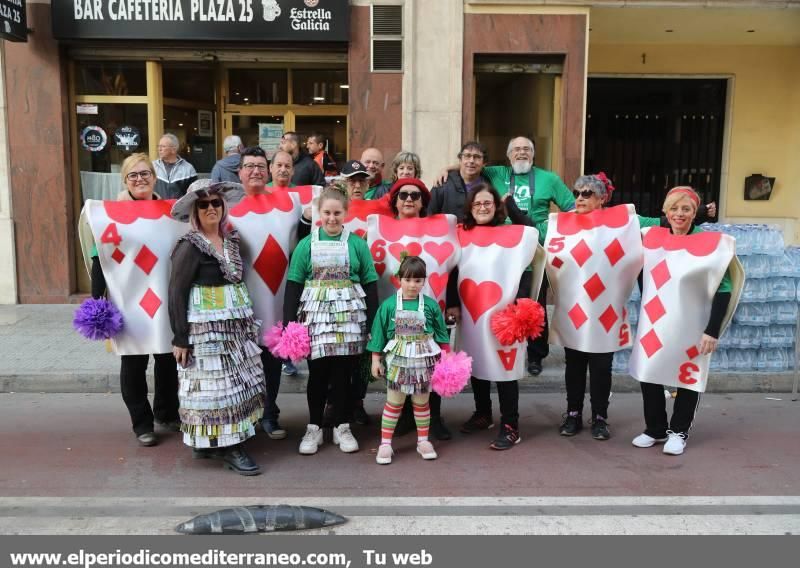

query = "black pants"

[
  {"left": 640, "top": 382, "right": 700, "bottom": 439},
  {"left": 518, "top": 271, "right": 549, "bottom": 362},
  {"left": 307, "top": 355, "right": 358, "bottom": 427},
  {"left": 260, "top": 349, "right": 283, "bottom": 422},
  {"left": 563, "top": 348, "right": 613, "bottom": 419},
  {"left": 471, "top": 377, "right": 519, "bottom": 428},
  {"left": 346, "top": 353, "right": 371, "bottom": 416},
  {"left": 119, "top": 353, "right": 179, "bottom": 436}
]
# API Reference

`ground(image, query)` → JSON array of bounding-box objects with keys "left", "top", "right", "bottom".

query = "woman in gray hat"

[{"left": 168, "top": 179, "right": 265, "bottom": 476}]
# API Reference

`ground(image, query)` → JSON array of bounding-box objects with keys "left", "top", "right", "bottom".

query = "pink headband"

[{"left": 667, "top": 186, "right": 700, "bottom": 207}]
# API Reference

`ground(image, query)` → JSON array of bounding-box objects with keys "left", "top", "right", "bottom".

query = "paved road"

[{"left": 0, "top": 392, "right": 797, "bottom": 534}]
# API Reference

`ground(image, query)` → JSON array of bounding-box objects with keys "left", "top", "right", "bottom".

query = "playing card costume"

[{"left": 168, "top": 182, "right": 265, "bottom": 452}]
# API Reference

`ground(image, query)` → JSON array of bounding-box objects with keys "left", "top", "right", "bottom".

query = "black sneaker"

[
  {"left": 223, "top": 446, "right": 261, "bottom": 476},
  {"left": 490, "top": 424, "right": 521, "bottom": 450},
  {"left": 590, "top": 417, "right": 610, "bottom": 440},
  {"left": 430, "top": 416, "right": 452, "bottom": 441},
  {"left": 460, "top": 412, "right": 494, "bottom": 434},
  {"left": 527, "top": 359, "right": 543, "bottom": 376},
  {"left": 559, "top": 412, "right": 583, "bottom": 436}
]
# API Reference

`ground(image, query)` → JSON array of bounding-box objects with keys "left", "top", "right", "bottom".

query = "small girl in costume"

[{"left": 368, "top": 256, "right": 451, "bottom": 464}]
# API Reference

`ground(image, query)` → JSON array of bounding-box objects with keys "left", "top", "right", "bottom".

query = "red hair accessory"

[
  {"left": 666, "top": 186, "right": 701, "bottom": 207},
  {"left": 595, "top": 172, "right": 615, "bottom": 200}
]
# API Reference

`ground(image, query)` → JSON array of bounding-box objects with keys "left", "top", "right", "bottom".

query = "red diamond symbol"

[
  {"left": 598, "top": 305, "right": 619, "bottom": 333},
  {"left": 551, "top": 256, "right": 564, "bottom": 269},
  {"left": 253, "top": 235, "right": 289, "bottom": 295},
  {"left": 134, "top": 245, "right": 158, "bottom": 275},
  {"left": 644, "top": 296, "right": 666, "bottom": 324},
  {"left": 686, "top": 346, "right": 700, "bottom": 359},
  {"left": 604, "top": 238, "right": 625, "bottom": 266},
  {"left": 651, "top": 259, "right": 671, "bottom": 290},
  {"left": 570, "top": 239, "right": 593, "bottom": 267},
  {"left": 111, "top": 248, "right": 125, "bottom": 264},
  {"left": 568, "top": 303, "right": 588, "bottom": 329},
  {"left": 139, "top": 288, "right": 162, "bottom": 319},
  {"left": 640, "top": 329, "right": 663, "bottom": 358},
  {"left": 583, "top": 273, "right": 606, "bottom": 301}
]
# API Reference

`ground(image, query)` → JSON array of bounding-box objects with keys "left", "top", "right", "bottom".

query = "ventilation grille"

[{"left": 371, "top": 5, "right": 403, "bottom": 72}]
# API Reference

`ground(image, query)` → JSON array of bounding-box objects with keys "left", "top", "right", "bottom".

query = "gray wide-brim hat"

[{"left": 170, "top": 179, "right": 245, "bottom": 222}]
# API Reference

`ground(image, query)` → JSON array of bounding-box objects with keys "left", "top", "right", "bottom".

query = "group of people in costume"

[{"left": 78, "top": 135, "right": 742, "bottom": 476}]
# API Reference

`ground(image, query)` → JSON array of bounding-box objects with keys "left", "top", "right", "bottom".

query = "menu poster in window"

[
  {"left": 197, "top": 110, "right": 213, "bottom": 137},
  {"left": 258, "top": 123, "right": 284, "bottom": 160}
]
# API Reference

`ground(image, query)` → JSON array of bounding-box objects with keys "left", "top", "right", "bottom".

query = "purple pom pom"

[
  {"left": 431, "top": 351, "right": 472, "bottom": 398},
  {"left": 273, "top": 322, "right": 311, "bottom": 363},
  {"left": 73, "top": 298, "right": 124, "bottom": 341}
]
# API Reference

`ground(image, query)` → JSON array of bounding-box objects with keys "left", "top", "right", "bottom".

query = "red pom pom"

[{"left": 490, "top": 299, "right": 546, "bottom": 346}]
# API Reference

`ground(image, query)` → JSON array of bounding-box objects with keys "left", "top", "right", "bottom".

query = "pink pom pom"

[
  {"left": 263, "top": 322, "right": 284, "bottom": 352},
  {"left": 490, "top": 299, "right": 546, "bottom": 345},
  {"left": 274, "top": 322, "right": 311, "bottom": 363},
  {"left": 431, "top": 351, "right": 472, "bottom": 398}
]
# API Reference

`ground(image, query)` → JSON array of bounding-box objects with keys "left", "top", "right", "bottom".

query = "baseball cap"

[{"left": 341, "top": 160, "right": 370, "bottom": 178}]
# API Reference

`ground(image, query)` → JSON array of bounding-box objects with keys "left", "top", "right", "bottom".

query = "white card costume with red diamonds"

[
  {"left": 79, "top": 199, "right": 189, "bottom": 355},
  {"left": 629, "top": 227, "right": 743, "bottom": 393},
  {"left": 455, "top": 225, "right": 544, "bottom": 382},
  {"left": 311, "top": 189, "right": 394, "bottom": 239},
  {"left": 366, "top": 214, "right": 460, "bottom": 308},
  {"left": 544, "top": 204, "right": 643, "bottom": 353},
  {"left": 228, "top": 186, "right": 315, "bottom": 345}
]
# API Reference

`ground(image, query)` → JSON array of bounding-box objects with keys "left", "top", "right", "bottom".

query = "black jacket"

[
  {"left": 291, "top": 152, "right": 326, "bottom": 187},
  {"left": 427, "top": 171, "right": 486, "bottom": 222}
]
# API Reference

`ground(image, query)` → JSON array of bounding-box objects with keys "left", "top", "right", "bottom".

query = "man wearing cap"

[
  {"left": 211, "top": 135, "right": 244, "bottom": 183},
  {"left": 361, "top": 148, "right": 392, "bottom": 200},
  {"left": 340, "top": 160, "right": 371, "bottom": 200},
  {"left": 280, "top": 131, "right": 325, "bottom": 187}
]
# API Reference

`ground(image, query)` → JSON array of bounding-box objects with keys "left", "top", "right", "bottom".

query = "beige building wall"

[
  {"left": 0, "top": 47, "right": 18, "bottom": 304},
  {"left": 589, "top": 43, "right": 800, "bottom": 245}
]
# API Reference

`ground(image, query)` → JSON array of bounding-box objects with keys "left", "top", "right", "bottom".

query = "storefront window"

[
  {"left": 163, "top": 63, "right": 216, "bottom": 104},
  {"left": 292, "top": 69, "right": 349, "bottom": 105},
  {"left": 75, "top": 61, "right": 147, "bottom": 96},
  {"left": 75, "top": 103, "right": 149, "bottom": 201},
  {"left": 163, "top": 105, "right": 215, "bottom": 174},
  {"left": 295, "top": 116, "right": 347, "bottom": 165},
  {"left": 232, "top": 115, "right": 284, "bottom": 159},
  {"left": 228, "top": 69, "right": 288, "bottom": 105}
]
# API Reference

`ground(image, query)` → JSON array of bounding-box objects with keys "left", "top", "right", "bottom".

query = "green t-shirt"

[
  {"left": 483, "top": 165, "right": 575, "bottom": 224},
  {"left": 364, "top": 180, "right": 392, "bottom": 200},
  {"left": 266, "top": 182, "right": 296, "bottom": 188},
  {"left": 367, "top": 294, "right": 450, "bottom": 352},
  {"left": 287, "top": 228, "right": 379, "bottom": 285}
]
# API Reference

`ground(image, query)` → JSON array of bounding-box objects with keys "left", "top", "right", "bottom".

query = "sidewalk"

[{"left": 0, "top": 305, "right": 796, "bottom": 393}]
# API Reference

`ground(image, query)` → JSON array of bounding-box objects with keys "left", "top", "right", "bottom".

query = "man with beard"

[
  {"left": 280, "top": 131, "right": 326, "bottom": 187},
  {"left": 361, "top": 148, "right": 393, "bottom": 200}
]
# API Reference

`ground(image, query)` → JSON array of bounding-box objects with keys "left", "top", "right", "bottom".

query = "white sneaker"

[
  {"left": 375, "top": 443, "right": 393, "bottom": 465},
  {"left": 632, "top": 433, "right": 668, "bottom": 448},
  {"left": 333, "top": 423, "right": 359, "bottom": 453},
  {"left": 416, "top": 440, "right": 438, "bottom": 460},
  {"left": 663, "top": 431, "right": 687, "bottom": 455},
  {"left": 299, "top": 424, "right": 323, "bottom": 455}
]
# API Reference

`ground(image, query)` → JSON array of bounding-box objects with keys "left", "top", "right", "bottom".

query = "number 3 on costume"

[{"left": 678, "top": 361, "right": 700, "bottom": 385}]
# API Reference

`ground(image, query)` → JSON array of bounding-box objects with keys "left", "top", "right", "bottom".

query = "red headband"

[
  {"left": 594, "top": 172, "right": 615, "bottom": 199},
  {"left": 667, "top": 186, "right": 700, "bottom": 207}
]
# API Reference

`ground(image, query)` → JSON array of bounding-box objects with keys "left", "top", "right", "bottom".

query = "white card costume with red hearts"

[
  {"left": 544, "top": 204, "right": 643, "bottom": 353},
  {"left": 455, "top": 224, "right": 544, "bottom": 382},
  {"left": 228, "top": 186, "right": 315, "bottom": 345},
  {"left": 311, "top": 189, "right": 394, "bottom": 239},
  {"left": 366, "top": 214, "right": 460, "bottom": 308},
  {"left": 629, "top": 227, "right": 743, "bottom": 393},
  {"left": 79, "top": 199, "right": 189, "bottom": 355}
]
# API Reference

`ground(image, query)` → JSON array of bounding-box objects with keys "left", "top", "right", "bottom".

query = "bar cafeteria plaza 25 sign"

[{"left": 53, "top": 0, "right": 349, "bottom": 42}]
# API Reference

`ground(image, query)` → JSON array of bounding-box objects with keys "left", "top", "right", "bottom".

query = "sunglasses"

[
  {"left": 573, "top": 189, "right": 597, "bottom": 199},
  {"left": 398, "top": 191, "right": 422, "bottom": 202},
  {"left": 197, "top": 198, "right": 223, "bottom": 210}
]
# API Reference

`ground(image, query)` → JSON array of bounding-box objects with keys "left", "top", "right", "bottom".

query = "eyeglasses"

[
  {"left": 197, "top": 198, "right": 223, "bottom": 210},
  {"left": 126, "top": 170, "right": 153, "bottom": 181},
  {"left": 459, "top": 153, "right": 484, "bottom": 161},
  {"left": 241, "top": 163, "right": 268, "bottom": 171},
  {"left": 471, "top": 200, "right": 494, "bottom": 210},
  {"left": 573, "top": 189, "right": 596, "bottom": 199},
  {"left": 398, "top": 191, "right": 422, "bottom": 202},
  {"left": 511, "top": 146, "right": 533, "bottom": 154}
]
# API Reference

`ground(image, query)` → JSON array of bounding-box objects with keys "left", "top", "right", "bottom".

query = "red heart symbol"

[
  {"left": 389, "top": 241, "right": 422, "bottom": 261},
  {"left": 390, "top": 276, "right": 401, "bottom": 289},
  {"left": 423, "top": 241, "right": 455, "bottom": 265},
  {"left": 375, "top": 262, "right": 386, "bottom": 276},
  {"left": 428, "top": 272, "right": 449, "bottom": 298},
  {"left": 354, "top": 229, "right": 367, "bottom": 239},
  {"left": 459, "top": 279, "right": 502, "bottom": 323}
]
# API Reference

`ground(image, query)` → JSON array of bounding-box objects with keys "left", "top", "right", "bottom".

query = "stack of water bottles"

[{"left": 613, "top": 224, "right": 800, "bottom": 374}]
